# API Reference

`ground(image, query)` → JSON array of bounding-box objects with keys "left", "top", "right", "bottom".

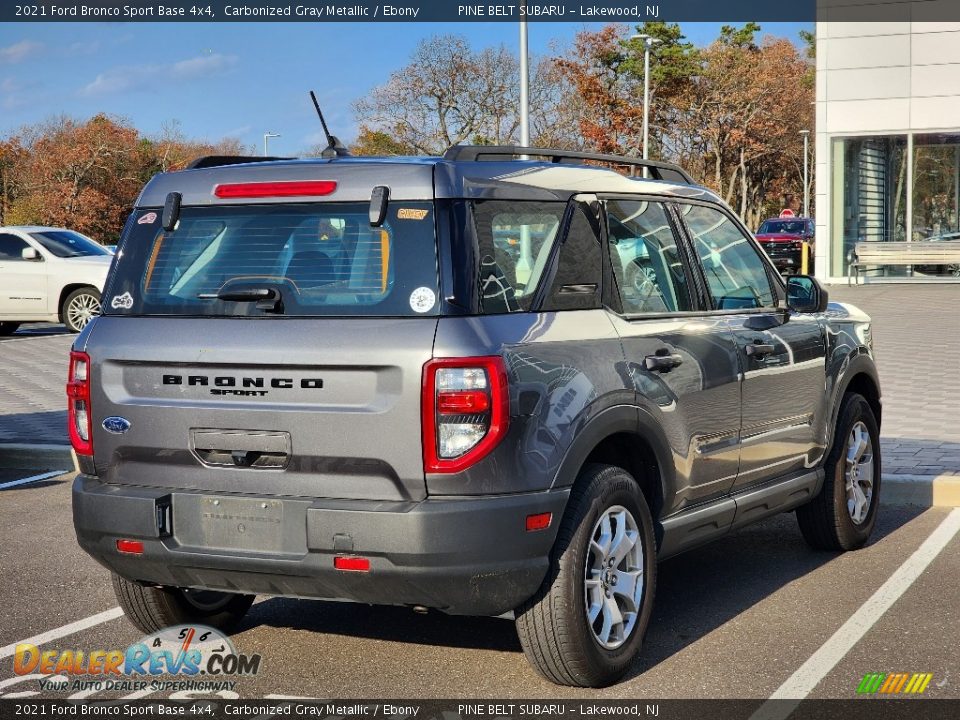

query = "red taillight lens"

[
  {"left": 67, "top": 351, "right": 93, "bottom": 456},
  {"left": 422, "top": 356, "right": 509, "bottom": 474},
  {"left": 334, "top": 556, "right": 370, "bottom": 572},
  {"left": 437, "top": 390, "right": 491, "bottom": 415},
  {"left": 213, "top": 180, "right": 337, "bottom": 199},
  {"left": 116, "top": 539, "right": 143, "bottom": 555}
]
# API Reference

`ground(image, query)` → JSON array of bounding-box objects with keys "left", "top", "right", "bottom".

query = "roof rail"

[
  {"left": 186, "top": 155, "right": 293, "bottom": 170},
  {"left": 442, "top": 145, "right": 695, "bottom": 184}
]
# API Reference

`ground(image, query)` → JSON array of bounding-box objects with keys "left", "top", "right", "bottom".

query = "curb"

[
  {"left": 881, "top": 473, "right": 960, "bottom": 508},
  {"left": 0, "top": 443, "right": 76, "bottom": 472}
]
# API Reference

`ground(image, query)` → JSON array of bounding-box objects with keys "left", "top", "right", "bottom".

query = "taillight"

[
  {"left": 422, "top": 357, "right": 509, "bottom": 473},
  {"left": 67, "top": 350, "right": 93, "bottom": 456}
]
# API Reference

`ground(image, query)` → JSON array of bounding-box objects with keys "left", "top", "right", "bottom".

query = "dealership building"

[{"left": 815, "top": 20, "right": 960, "bottom": 281}]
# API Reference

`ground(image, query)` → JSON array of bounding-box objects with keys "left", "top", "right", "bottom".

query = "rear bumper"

[{"left": 72, "top": 475, "right": 569, "bottom": 616}]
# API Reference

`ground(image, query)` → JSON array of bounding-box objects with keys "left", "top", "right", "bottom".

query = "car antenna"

[{"left": 310, "top": 90, "right": 350, "bottom": 159}]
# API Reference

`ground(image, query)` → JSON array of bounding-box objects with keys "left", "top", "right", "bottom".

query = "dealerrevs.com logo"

[{"left": 13, "top": 624, "right": 261, "bottom": 694}]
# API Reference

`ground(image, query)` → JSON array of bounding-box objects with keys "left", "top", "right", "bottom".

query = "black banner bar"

[
  {"left": 1, "top": 699, "right": 959, "bottom": 720},
  {"left": 5, "top": 1, "right": 960, "bottom": 23}
]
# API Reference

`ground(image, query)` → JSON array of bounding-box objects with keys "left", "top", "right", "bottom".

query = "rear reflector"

[
  {"left": 334, "top": 556, "right": 370, "bottom": 572},
  {"left": 526, "top": 513, "right": 553, "bottom": 532},
  {"left": 213, "top": 180, "right": 337, "bottom": 199},
  {"left": 116, "top": 539, "right": 144, "bottom": 555}
]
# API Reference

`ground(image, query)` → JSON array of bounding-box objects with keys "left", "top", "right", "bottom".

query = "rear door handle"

[
  {"left": 644, "top": 353, "right": 683, "bottom": 372},
  {"left": 745, "top": 342, "right": 775, "bottom": 358}
]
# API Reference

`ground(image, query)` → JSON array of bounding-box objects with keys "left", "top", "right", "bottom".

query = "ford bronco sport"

[{"left": 71, "top": 146, "right": 882, "bottom": 687}]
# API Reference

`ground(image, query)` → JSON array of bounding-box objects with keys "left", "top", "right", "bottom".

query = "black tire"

[
  {"left": 797, "top": 393, "right": 881, "bottom": 551},
  {"left": 112, "top": 573, "right": 254, "bottom": 634},
  {"left": 61, "top": 287, "right": 101, "bottom": 333},
  {"left": 0, "top": 322, "right": 20, "bottom": 336},
  {"left": 515, "top": 464, "right": 657, "bottom": 687}
]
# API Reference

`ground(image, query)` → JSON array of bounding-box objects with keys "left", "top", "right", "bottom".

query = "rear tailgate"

[{"left": 84, "top": 316, "right": 436, "bottom": 502}]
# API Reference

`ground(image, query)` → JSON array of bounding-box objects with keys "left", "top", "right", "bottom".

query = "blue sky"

[{"left": 0, "top": 21, "right": 810, "bottom": 153}]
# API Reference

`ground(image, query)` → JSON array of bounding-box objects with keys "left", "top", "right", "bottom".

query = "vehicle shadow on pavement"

[
  {"left": 237, "top": 507, "right": 925, "bottom": 664},
  {"left": 0, "top": 410, "right": 68, "bottom": 446},
  {"left": 624, "top": 506, "right": 925, "bottom": 681},
  {"left": 241, "top": 597, "right": 522, "bottom": 652},
  {"left": 0, "top": 323, "right": 70, "bottom": 340}
]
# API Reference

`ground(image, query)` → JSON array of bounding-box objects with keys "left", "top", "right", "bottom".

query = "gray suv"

[{"left": 71, "top": 146, "right": 882, "bottom": 687}]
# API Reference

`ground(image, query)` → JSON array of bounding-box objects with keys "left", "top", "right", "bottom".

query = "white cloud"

[
  {"left": 0, "top": 77, "right": 26, "bottom": 109},
  {"left": 68, "top": 40, "right": 101, "bottom": 56},
  {"left": 0, "top": 40, "right": 42, "bottom": 63},
  {"left": 78, "top": 53, "right": 238, "bottom": 97},
  {"left": 222, "top": 125, "right": 252, "bottom": 138}
]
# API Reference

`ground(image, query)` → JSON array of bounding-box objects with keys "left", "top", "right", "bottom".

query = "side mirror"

[
  {"left": 787, "top": 275, "right": 828, "bottom": 313},
  {"left": 21, "top": 247, "right": 40, "bottom": 261}
]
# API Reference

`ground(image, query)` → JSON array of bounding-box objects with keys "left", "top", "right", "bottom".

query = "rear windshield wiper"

[{"left": 198, "top": 287, "right": 285, "bottom": 314}]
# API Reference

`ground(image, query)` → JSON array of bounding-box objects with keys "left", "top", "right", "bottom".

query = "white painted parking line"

[
  {"left": 0, "top": 470, "right": 68, "bottom": 490},
  {"left": 0, "top": 607, "right": 124, "bottom": 660},
  {"left": 752, "top": 508, "right": 960, "bottom": 718}
]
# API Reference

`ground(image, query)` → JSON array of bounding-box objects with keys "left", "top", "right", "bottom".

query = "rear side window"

[
  {"left": 471, "top": 200, "right": 565, "bottom": 313},
  {"left": 105, "top": 203, "right": 439, "bottom": 317},
  {"left": 680, "top": 203, "right": 775, "bottom": 310}
]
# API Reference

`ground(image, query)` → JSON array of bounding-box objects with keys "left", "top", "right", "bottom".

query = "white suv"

[{"left": 0, "top": 226, "right": 113, "bottom": 334}]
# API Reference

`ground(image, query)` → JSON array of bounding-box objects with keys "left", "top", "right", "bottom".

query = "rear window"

[{"left": 104, "top": 202, "right": 439, "bottom": 317}]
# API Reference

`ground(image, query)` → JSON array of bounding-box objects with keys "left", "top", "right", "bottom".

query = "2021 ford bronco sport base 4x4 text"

[{"left": 71, "top": 146, "right": 882, "bottom": 687}]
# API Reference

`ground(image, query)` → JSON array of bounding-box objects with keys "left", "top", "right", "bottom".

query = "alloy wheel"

[
  {"left": 67, "top": 292, "right": 101, "bottom": 331},
  {"left": 845, "top": 420, "right": 875, "bottom": 525},
  {"left": 584, "top": 505, "right": 644, "bottom": 649}
]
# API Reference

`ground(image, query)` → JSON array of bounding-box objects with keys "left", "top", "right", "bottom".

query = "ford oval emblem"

[{"left": 102, "top": 416, "right": 131, "bottom": 434}]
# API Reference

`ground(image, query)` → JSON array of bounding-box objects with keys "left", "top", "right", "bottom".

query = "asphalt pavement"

[{"left": 0, "top": 469, "right": 957, "bottom": 700}]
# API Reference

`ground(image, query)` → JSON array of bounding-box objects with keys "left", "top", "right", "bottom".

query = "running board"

[{"left": 658, "top": 469, "right": 823, "bottom": 560}]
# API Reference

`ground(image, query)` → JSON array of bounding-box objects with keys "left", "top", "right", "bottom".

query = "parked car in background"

[
  {"left": 915, "top": 230, "right": 960, "bottom": 277},
  {"left": 756, "top": 217, "right": 815, "bottom": 274},
  {"left": 0, "top": 226, "right": 112, "bottom": 334}
]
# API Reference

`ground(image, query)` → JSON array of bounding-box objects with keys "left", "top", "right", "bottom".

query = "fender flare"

[
  {"left": 826, "top": 349, "right": 881, "bottom": 450},
  {"left": 550, "top": 403, "right": 675, "bottom": 515}
]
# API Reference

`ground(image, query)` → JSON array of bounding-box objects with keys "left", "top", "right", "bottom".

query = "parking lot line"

[
  {"left": 0, "top": 607, "right": 124, "bottom": 660},
  {"left": 752, "top": 508, "right": 960, "bottom": 717},
  {"left": 0, "top": 470, "right": 68, "bottom": 490}
]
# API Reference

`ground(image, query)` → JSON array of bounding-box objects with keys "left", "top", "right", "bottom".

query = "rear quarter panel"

[{"left": 428, "top": 309, "right": 629, "bottom": 495}]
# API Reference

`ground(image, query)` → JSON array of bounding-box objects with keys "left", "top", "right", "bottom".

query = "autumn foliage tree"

[
  {"left": 554, "top": 22, "right": 814, "bottom": 226},
  {"left": 0, "top": 115, "right": 245, "bottom": 242}
]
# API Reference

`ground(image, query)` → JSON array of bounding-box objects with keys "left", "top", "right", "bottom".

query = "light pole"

[
  {"left": 800, "top": 129, "right": 810, "bottom": 218},
  {"left": 516, "top": 1, "right": 533, "bottom": 285},
  {"left": 519, "top": 0, "right": 530, "bottom": 148},
  {"left": 632, "top": 33, "right": 661, "bottom": 164},
  {"left": 263, "top": 132, "right": 280, "bottom": 156}
]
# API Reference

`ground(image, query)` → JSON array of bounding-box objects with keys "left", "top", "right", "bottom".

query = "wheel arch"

[
  {"left": 828, "top": 352, "right": 882, "bottom": 449},
  {"left": 58, "top": 283, "right": 100, "bottom": 321},
  {"left": 551, "top": 405, "right": 673, "bottom": 522}
]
